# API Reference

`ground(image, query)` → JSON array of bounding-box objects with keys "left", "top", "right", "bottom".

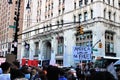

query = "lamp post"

[
  {"left": 8, "top": 0, "right": 21, "bottom": 56},
  {"left": 8, "top": 0, "right": 30, "bottom": 56},
  {"left": 92, "top": 39, "right": 101, "bottom": 49}
]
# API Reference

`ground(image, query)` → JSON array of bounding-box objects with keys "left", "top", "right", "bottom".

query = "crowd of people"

[{"left": 0, "top": 61, "right": 119, "bottom": 80}]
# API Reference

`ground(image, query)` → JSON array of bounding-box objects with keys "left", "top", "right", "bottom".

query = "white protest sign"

[
  {"left": 0, "top": 58, "right": 6, "bottom": 65},
  {"left": 73, "top": 46, "right": 92, "bottom": 61}
]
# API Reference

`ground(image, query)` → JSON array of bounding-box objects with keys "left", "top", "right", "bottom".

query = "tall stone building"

[
  {"left": 22, "top": 0, "right": 120, "bottom": 66},
  {"left": 0, "top": 0, "right": 24, "bottom": 58}
]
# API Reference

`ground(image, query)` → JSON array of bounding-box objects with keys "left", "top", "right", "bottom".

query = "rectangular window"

[
  {"left": 63, "top": 0, "right": 65, "bottom": 3},
  {"left": 104, "top": 9, "right": 106, "bottom": 18},
  {"left": 105, "top": 31, "right": 114, "bottom": 53},
  {"left": 85, "top": 0, "right": 88, "bottom": 5},
  {"left": 57, "top": 37, "right": 64, "bottom": 55},
  {"left": 108, "top": 11, "right": 111, "bottom": 20},
  {"left": 79, "top": 0, "right": 82, "bottom": 7},
  {"left": 61, "top": 20, "right": 64, "bottom": 26},
  {"left": 79, "top": 14, "right": 82, "bottom": 23},
  {"left": 76, "top": 31, "right": 93, "bottom": 47},
  {"left": 52, "top": 3, "right": 53, "bottom": 9},
  {"left": 105, "top": 42, "right": 110, "bottom": 53},
  {"left": 59, "top": 0, "right": 61, "bottom": 5},
  {"left": 84, "top": 12, "right": 88, "bottom": 21},
  {"left": 110, "top": 43, "right": 114, "bottom": 52},
  {"left": 108, "top": 0, "right": 110, "bottom": 4},
  {"left": 74, "top": 2, "right": 76, "bottom": 9},
  {"left": 57, "top": 21, "right": 59, "bottom": 27},
  {"left": 74, "top": 15, "right": 76, "bottom": 23},
  {"left": 51, "top": 12, "right": 53, "bottom": 17},
  {"left": 119, "top": 3, "right": 120, "bottom": 8},
  {"left": 62, "top": 7, "right": 65, "bottom": 13},
  {"left": 59, "top": 9, "right": 61, "bottom": 15},
  {"left": 58, "top": 45, "right": 63, "bottom": 54},
  {"left": 113, "top": 13, "right": 116, "bottom": 21},
  {"left": 91, "top": 10, "right": 93, "bottom": 19},
  {"left": 45, "top": 6, "right": 47, "bottom": 11},
  {"left": 113, "top": 0, "right": 114, "bottom": 6},
  {"left": 48, "top": 4, "right": 50, "bottom": 10}
]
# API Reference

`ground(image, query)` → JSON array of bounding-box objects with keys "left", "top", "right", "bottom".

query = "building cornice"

[{"left": 22, "top": 17, "right": 120, "bottom": 41}]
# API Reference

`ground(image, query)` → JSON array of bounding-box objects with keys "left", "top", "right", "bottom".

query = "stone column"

[
  {"left": 29, "top": 40, "right": 35, "bottom": 60},
  {"left": 50, "top": 36, "right": 56, "bottom": 65},
  {"left": 63, "top": 29, "right": 76, "bottom": 67},
  {"left": 20, "top": 42, "right": 25, "bottom": 60},
  {"left": 92, "top": 23, "right": 105, "bottom": 58}
]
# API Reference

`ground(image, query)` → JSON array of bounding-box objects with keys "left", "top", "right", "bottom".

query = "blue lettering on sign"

[
  {"left": 73, "top": 54, "right": 78, "bottom": 58},
  {"left": 74, "top": 46, "right": 91, "bottom": 52},
  {"left": 78, "top": 54, "right": 91, "bottom": 60},
  {"left": 73, "top": 46, "right": 92, "bottom": 60}
]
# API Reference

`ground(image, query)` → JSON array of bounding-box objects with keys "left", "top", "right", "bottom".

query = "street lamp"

[
  {"left": 92, "top": 39, "right": 101, "bottom": 49},
  {"left": 26, "top": 0, "right": 30, "bottom": 9}
]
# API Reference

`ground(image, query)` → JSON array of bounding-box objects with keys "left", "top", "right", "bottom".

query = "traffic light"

[
  {"left": 77, "top": 26, "right": 80, "bottom": 34},
  {"left": 79, "top": 26, "right": 84, "bottom": 34},
  {"left": 76, "top": 26, "right": 84, "bottom": 34},
  {"left": 99, "top": 42, "right": 102, "bottom": 48}
]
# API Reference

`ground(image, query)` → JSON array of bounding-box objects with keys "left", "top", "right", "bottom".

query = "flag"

[
  {"left": 49, "top": 50, "right": 56, "bottom": 66},
  {"left": 107, "top": 62, "right": 118, "bottom": 80}
]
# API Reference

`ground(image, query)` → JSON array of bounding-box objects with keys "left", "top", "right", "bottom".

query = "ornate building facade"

[{"left": 21, "top": 0, "right": 120, "bottom": 66}]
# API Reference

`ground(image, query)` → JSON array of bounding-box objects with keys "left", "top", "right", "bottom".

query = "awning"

[{"left": 103, "top": 56, "right": 120, "bottom": 60}]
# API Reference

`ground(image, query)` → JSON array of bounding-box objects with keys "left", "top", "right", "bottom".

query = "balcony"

[{"left": 105, "top": 52, "right": 116, "bottom": 57}]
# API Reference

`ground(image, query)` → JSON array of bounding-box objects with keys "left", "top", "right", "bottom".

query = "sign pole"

[{"left": 81, "top": 59, "right": 82, "bottom": 73}]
